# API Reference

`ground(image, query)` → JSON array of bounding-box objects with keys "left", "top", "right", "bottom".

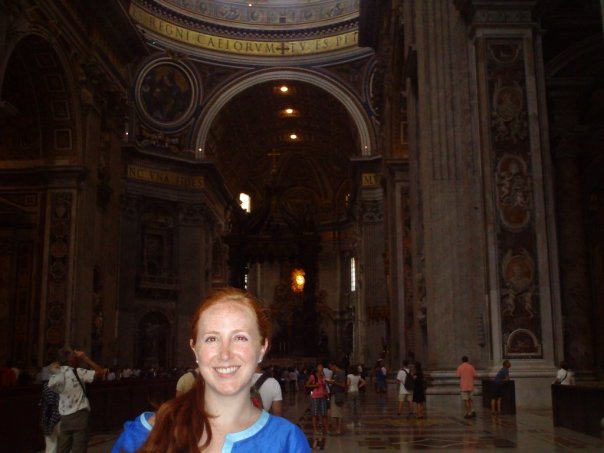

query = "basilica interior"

[{"left": 1, "top": 0, "right": 603, "bottom": 414}]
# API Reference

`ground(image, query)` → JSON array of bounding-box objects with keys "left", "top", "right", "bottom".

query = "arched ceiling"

[
  {"left": 206, "top": 79, "right": 359, "bottom": 223},
  {"left": 125, "top": 0, "right": 370, "bottom": 226}
]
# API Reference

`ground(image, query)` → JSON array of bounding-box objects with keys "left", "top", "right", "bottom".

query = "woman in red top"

[{"left": 305, "top": 363, "right": 329, "bottom": 434}]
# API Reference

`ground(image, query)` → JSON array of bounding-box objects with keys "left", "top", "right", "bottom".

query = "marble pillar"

[
  {"left": 450, "top": 0, "right": 561, "bottom": 406},
  {"left": 412, "top": 0, "right": 487, "bottom": 373},
  {"left": 552, "top": 139, "right": 595, "bottom": 371}
]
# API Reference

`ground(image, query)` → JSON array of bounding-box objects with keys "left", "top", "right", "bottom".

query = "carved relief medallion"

[{"left": 496, "top": 154, "right": 531, "bottom": 231}]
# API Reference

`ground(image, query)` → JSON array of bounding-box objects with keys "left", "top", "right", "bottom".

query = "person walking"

[
  {"left": 306, "top": 363, "right": 329, "bottom": 435},
  {"left": 396, "top": 360, "right": 413, "bottom": 417},
  {"left": 456, "top": 356, "right": 477, "bottom": 419},
  {"left": 346, "top": 365, "right": 365, "bottom": 427},
  {"left": 40, "top": 379, "right": 61, "bottom": 453},
  {"left": 412, "top": 361, "right": 426, "bottom": 419},
  {"left": 48, "top": 348, "right": 105, "bottom": 453},
  {"left": 490, "top": 360, "right": 511, "bottom": 416},
  {"left": 375, "top": 360, "right": 387, "bottom": 394},
  {"left": 327, "top": 362, "right": 347, "bottom": 435}
]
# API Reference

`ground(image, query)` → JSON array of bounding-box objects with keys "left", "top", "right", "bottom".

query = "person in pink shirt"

[{"left": 456, "top": 356, "right": 477, "bottom": 418}]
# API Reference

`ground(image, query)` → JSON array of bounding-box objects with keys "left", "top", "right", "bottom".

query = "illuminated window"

[
  {"left": 239, "top": 193, "right": 251, "bottom": 212},
  {"left": 350, "top": 257, "right": 356, "bottom": 292},
  {"left": 291, "top": 268, "right": 305, "bottom": 292}
]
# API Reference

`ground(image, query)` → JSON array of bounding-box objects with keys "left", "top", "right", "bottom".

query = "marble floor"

[{"left": 74, "top": 386, "right": 603, "bottom": 452}]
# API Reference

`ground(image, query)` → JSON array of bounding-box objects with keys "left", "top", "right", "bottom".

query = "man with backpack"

[
  {"left": 251, "top": 364, "right": 282, "bottom": 415},
  {"left": 396, "top": 360, "right": 414, "bottom": 417}
]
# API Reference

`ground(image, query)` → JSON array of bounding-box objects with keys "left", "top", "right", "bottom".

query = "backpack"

[
  {"left": 250, "top": 372, "right": 271, "bottom": 409},
  {"left": 403, "top": 369, "right": 415, "bottom": 391}
]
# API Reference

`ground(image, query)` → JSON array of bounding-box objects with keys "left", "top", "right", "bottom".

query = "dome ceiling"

[
  {"left": 158, "top": 0, "right": 360, "bottom": 29},
  {"left": 129, "top": 0, "right": 364, "bottom": 62}
]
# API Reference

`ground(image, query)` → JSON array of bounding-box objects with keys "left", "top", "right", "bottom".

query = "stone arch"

[
  {"left": 193, "top": 68, "right": 375, "bottom": 158},
  {"left": 0, "top": 33, "right": 80, "bottom": 162}
]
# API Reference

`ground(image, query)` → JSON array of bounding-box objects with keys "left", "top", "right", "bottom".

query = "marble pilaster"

[
  {"left": 412, "top": 0, "right": 487, "bottom": 372},
  {"left": 552, "top": 138, "right": 595, "bottom": 370},
  {"left": 452, "top": 0, "right": 561, "bottom": 406}
]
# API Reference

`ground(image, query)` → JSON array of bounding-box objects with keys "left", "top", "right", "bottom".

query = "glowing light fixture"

[
  {"left": 239, "top": 193, "right": 251, "bottom": 212},
  {"left": 279, "top": 85, "right": 289, "bottom": 93},
  {"left": 285, "top": 108, "right": 294, "bottom": 114},
  {"left": 291, "top": 268, "right": 305, "bottom": 292},
  {"left": 289, "top": 133, "right": 298, "bottom": 140}
]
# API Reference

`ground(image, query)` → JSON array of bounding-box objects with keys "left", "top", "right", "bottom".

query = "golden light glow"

[
  {"left": 289, "top": 133, "right": 298, "bottom": 140},
  {"left": 291, "top": 268, "right": 305, "bottom": 292},
  {"left": 280, "top": 85, "right": 289, "bottom": 93},
  {"left": 278, "top": 107, "right": 299, "bottom": 118}
]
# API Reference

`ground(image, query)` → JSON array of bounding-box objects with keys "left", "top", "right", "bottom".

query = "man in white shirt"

[
  {"left": 49, "top": 347, "right": 105, "bottom": 453},
  {"left": 555, "top": 361, "right": 575, "bottom": 385},
  {"left": 396, "top": 360, "right": 413, "bottom": 417},
  {"left": 251, "top": 365, "right": 283, "bottom": 415}
]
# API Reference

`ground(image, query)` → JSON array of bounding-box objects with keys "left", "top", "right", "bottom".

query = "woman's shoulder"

[
  {"left": 110, "top": 412, "right": 154, "bottom": 453},
  {"left": 262, "top": 415, "right": 309, "bottom": 449},
  {"left": 230, "top": 413, "right": 309, "bottom": 452},
  {"left": 263, "top": 415, "right": 307, "bottom": 439}
]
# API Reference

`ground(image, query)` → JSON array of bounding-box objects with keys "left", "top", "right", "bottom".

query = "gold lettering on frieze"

[
  {"left": 361, "top": 173, "right": 378, "bottom": 187},
  {"left": 127, "top": 165, "right": 204, "bottom": 190},
  {"left": 130, "top": 3, "right": 358, "bottom": 56}
]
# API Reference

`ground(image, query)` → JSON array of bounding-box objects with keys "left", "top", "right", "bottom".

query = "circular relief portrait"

[{"left": 136, "top": 60, "right": 199, "bottom": 129}]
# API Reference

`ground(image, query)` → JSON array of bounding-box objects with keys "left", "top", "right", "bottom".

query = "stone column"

[
  {"left": 412, "top": 0, "right": 487, "bottom": 373},
  {"left": 552, "top": 136, "right": 595, "bottom": 370},
  {"left": 358, "top": 172, "right": 388, "bottom": 365}
]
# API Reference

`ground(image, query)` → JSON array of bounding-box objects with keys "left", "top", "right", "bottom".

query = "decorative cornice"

[{"left": 454, "top": 0, "right": 536, "bottom": 26}]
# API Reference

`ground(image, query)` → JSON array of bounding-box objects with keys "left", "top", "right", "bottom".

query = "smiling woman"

[{"left": 111, "top": 287, "right": 310, "bottom": 453}]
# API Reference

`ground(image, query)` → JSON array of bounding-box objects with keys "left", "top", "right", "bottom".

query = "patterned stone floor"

[
  {"left": 75, "top": 386, "right": 604, "bottom": 452},
  {"left": 288, "top": 387, "right": 604, "bottom": 452}
]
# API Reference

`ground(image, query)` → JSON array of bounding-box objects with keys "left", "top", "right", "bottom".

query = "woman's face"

[{"left": 191, "top": 300, "right": 267, "bottom": 399}]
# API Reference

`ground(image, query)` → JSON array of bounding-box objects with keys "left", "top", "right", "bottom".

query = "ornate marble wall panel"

[
  {"left": 43, "top": 191, "right": 74, "bottom": 362},
  {"left": 486, "top": 40, "right": 542, "bottom": 359},
  {"left": 0, "top": 240, "right": 14, "bottom": 362}
]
